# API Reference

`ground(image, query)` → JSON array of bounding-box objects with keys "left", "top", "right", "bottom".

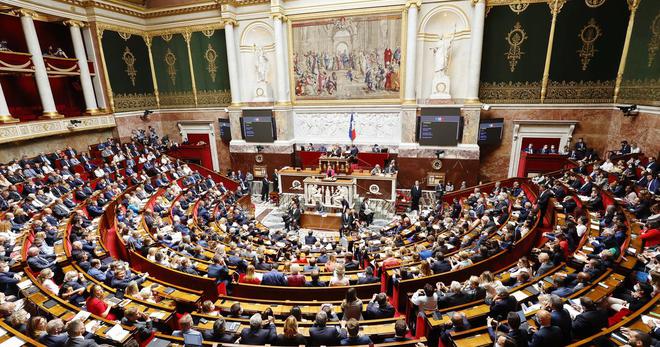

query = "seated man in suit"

[
  {"left": 309, "top": 311, "right": 345, "bottom": 346},
  {"left": 365, "top": 293, "right": 395, "bottom": 319},
  {"left": 26, "top": 247, "right": 56, "bottom": 273},
  {"left": 528, "top": 309, "right": 562, "bottom": 347},
  {"left": 64, "top": 319, "right": 98, "bottom": 347},
  {"left": 239, "top": 313, "right": 276, "bottom": 345},
  {"left": 571, "top": 297, "right": 608, "bottom": 340},
  {"left": 173, "top": 314, "right": 203, "bottom": 345},
  {"left": 340, "top": 319, "right": 372, "bottom": 345},
  {"left": 383, "top": 319, "right": 411, "bottom": 343},
  {"left": 357, "top": 267, "right": 380, "bottom": 284},
  {"left": 489, "top": 287, "right": 518, "bottom": 321}
]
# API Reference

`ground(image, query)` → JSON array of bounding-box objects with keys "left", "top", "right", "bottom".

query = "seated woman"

[
  {"left": 37, "top": 268, "right": 59, "bottom": 296},
  {"left": 86, "top": 284, "right": 117, "bottom": 320},
  {"left": 329, "top": 264, "right": 350, "bottom": 287},
  {"left": 239, "top": 265, "right": 261, "bottom": 285}
]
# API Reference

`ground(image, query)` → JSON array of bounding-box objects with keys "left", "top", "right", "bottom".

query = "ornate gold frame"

[{"left": 286, "top": 6, "right": 405, "bottom": 106}]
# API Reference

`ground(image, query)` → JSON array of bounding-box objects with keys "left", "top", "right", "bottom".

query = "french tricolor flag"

[{"left": 349, "top": 113, "right": 357, "bottom": 142}]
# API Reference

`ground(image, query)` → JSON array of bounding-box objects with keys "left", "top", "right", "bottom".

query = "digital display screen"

[
  {"left": 219, "top": 119, "right": 231, "bottom": 143},
  {"left": 417, "top": 115, "right": 461, "bottom": 146},
  {"left": 241, "top": 110, "right": 275, "bottom": 143},
  {"left": 478, "top": 118, "right": 504, "bottom": 145}
]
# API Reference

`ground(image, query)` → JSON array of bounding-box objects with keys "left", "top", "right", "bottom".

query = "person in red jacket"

[
  {"left": 287, "top": 264, "right": 306, "bottom": 287},
  {"left": 640, "top": 223, "right": 660, "bottom": 248}
]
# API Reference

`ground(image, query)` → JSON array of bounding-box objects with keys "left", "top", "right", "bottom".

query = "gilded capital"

[
  {"left": 405, "top": 0, "right": 422, "bottom": 10},
  {"left": 271, "top": 13, "right": 288, "bottom": 22},
  {"left": 11, "top": 9, "right": 38, "bottom": 18},
  {"left": 63, "top": 20, "right": 85, "bottom": 28},
  {"left": 143, "top": 35, "right": 153, "bottom": 47},
  {"left": 223, "top": 18, "right": 238, "bottom": 27},
  {"left": 182, "top": 31, "right": 192, "bottom": 44}
]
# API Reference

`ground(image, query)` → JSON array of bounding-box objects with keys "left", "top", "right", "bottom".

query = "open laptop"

[{"left": 183, "top": 332, "right": 203, "bottom": 347}]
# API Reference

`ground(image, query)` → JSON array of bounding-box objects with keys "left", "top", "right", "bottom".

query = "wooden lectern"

[{"left": 319, "top": 156, "right": 352, "bottom": 174}]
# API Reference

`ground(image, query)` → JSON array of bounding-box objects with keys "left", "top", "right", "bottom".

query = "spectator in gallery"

[
  {"left": 541, "top": 144, "right": 550, "bottom": 154},
  {"left": 525, "top": 143, "right": 534, "bottom": 154},
  {"left": 549, "top": 144, "right": 558, "bottom": 154},
  {"left": 372, "top": 144, "right": 381, "bottom": 152},
  {"left": 383, "top": 160, "right": 397, "bottom": 174}
]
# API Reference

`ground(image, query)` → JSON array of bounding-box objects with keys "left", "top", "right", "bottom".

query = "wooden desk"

[{"left": 300, "top": 212, "right": 342, "bottom": 230}]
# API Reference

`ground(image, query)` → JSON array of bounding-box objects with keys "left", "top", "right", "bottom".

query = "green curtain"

[
  {"left": 545, "top": 0, "right": 629, "bottom": 103},
  {"left": 190, "top": 29, "right": 231, "bottom": 107},
  {"left": 100, "top": 30, "right": 157, "bottom": 111},
  {"left": 151, "top": 34, "right": 195, "bottom": 108},
  {"left": 619, "top": 0, "right": 660, "bottom": 105}
]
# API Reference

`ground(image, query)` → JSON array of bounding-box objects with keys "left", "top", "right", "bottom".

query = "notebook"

[
  {"left": 43, "top": 299, "right": 58, "bottom": 309},
  {"left": 183, "top": 332, "right": 203, "bottom": 347}
]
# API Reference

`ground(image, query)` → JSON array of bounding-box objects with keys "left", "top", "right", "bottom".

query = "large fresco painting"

[{"left": 291, "top": 13, "right": 402, "bottom": 101}]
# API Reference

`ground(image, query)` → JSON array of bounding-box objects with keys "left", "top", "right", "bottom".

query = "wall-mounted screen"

[
  {"left": 241, "top": 110, "right": 276, "bottom": 143},
  {"left": 478, "top": 118, "right": 504, "bottom": 145}
]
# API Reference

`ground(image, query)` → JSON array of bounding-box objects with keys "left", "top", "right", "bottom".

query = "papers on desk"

[
  {"left": 522, "top": 302, "right": 540, "bottom": 314},
  {"left": 582, "top": 246, "right": 594, "bottom": 252},
  {"left": 106, "top": 324, "right": 130, "bottom": 342},
  {"left": 511, "top": 291, "right": 529, "bottom": 301},
  {"left": 578, "top": 195, "right": 590, "bottom": 202},
  {"left": 85, "top": 320, "right": 100, "bottom": 334},
  {"left": 642, "top": 315, "right": 660, "bottom": 326},
  {"left": 563, "top": 304, "right": 580, "bottom": 319},
  {"left": 16, "top": 280, "right": 32, "bottom": 290},
  {"left": 12, "top": 299, "right": 24, "bottom": 311},
  {"left": 0, "top": 337, "right": 24, "bottom": 347},
  {"left": 72, "top": 310, "right": 91, "bottom": 322},
  {"left": 0, "top": 328, "right": 6, "bottom": 337},
  {"left": 149, "top": 311, "right": 167, "bottom": 320}
]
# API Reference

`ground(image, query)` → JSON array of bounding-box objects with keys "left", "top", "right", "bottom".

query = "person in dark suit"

[
  {"left": 0, "top": 262, "right": 21, "bottom": 295},
  {"left": 487, "top": 312, "right": 528, "bottom": 347},
  {"left": 239, "top": 314, "right": 276, "bottom": 345},
  {"left": 203, "top": 317, "right": 237, "bottom": 343},
  {"left": 410, "top": 180, "right": 423, "bottom": 212},
  {"left": 571, "top": 297, "right": 608, "bottom": 340},
  {"left": 309, "top": 311, "right": 345, "bottom": 346},
  {"left": 261, "top": 269, "right": 288, "bottom": 286},
  {"left": 260, "top": 176, "right": 270, "bottom": 202},
  {"left": 365, "top": 293, "right": 395, "bottom": 319},
  {"left": 64, "top": 319, "right": 98, "bottom": 347},
  {"left": 357, "top": 267, "right": 379, "bottom": 284},
  {"left": 340, "top": 319, "right": 371, "bottom": 345},
  {"left": 39, "top": 318, "right": 71, "bottom": 347},
  {"left": 528, "top": 310, "right": 562, "bottom": 347},
  {"left": 304, "top": 231, "right": 317, "bottom": 245},
  {"left": 382, "top": 319, "right": 411, "bottom": 343},
  {"left": 489, "top": 287, "right": 518, "bottom": 321},
  {"left": 578, "top": 177, "right": 593, "bottom": 196},
  {"left": 26, "top": 247, "right": 56, "bottom": 273},
  {"left": 546, "top": 295, "right": 572, "bottom": 344}
]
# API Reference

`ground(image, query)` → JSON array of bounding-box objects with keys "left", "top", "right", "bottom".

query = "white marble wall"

[{"left": 293, "top": 109, "right": 402, "bottom": 145}]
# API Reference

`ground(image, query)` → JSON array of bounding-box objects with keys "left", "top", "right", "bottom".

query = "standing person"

[
  {"left": 410, "top": 180, "right": 422, "bottom": 212},
  {"left": 434, "top": 181, "right": 445, "bottom": 203},
  {"left": 272, "top": 169, "right": 279, "bottom": 193},
  {"left": 261, "top": 176, "right": 271, "bottom": 202}
]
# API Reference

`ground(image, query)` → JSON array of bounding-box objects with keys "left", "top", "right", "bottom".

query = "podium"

[
  {"left": 303, "top": 177, "right": 356, "bottom": 208},
  {"left": 319, "top": 156, "right": 352, "bottom": 174}
]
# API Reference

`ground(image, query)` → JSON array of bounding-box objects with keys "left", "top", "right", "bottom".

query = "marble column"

[
  {"left": 82, "top": 26, "right": 107, "bottom": 110},
  {"left": 273, "top": 14, "right": 290, "bottom": 105},
  {"left": 0, "top": 82, "right": 18, "bottom": 123},
  {"left": 224, "top": 20, "right": 242, "bottom": 105},
  {"left": 403, "top": 1, "right": 420, "bottom": 103},
  {"left": 67, "top": 21, "right": 99, "bottom": 115},
  {"left": 19, "top": 10, "right": 61, "bottom": 118},
  {"left": 466, "top": 0, "right": 486, "bottom": 102}
]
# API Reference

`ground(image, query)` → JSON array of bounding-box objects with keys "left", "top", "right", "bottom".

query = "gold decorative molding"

[
  {"left": 485, "top": 0, "right": 547, "bottom": 5},
  {"left": 577, "top": 18, "right": 602, "bottom": 71},
  {"left": 545, "top": 80, "right": 615, "bottom": 103},
  {"left": 271, "top": 13, "right": 288, "bottom": 22},
  {"left": 197, "top": 90, "right": 232, "bottom": 106},
  {"left": 649, "top": 13, "right": 659, "bottom": 67},
  {"left": 0, "top": 115, "right": 116, "bottom": 144},
  {"left": 548, "top": 0, "right": 566, "bottom": 15},
  {"left": 10, "top": 9, "right": 38, "bottom": 18},
  {"left": 161, "top": 33, "right": 173, "bottom": 42},
  {"left": 505, "top": 22, "right": 527, "bottom": 72},
  {"left": 509, "top": 2, "right": 529, "bottom": 14},
  {"left": 479, "top": 81, "right": 541, "bottom": 103},
  {"left": 113, "top": 93, "right": 158, "bottom": 111},
  {"left": 158, "top": 91, "right": 196, "bottom": 108},
  {"left": 618, "top": 79, "right": 660, "bottom": 106},
  {"left": 63, "top": 20, "right": 85, "bottom": 28}
]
